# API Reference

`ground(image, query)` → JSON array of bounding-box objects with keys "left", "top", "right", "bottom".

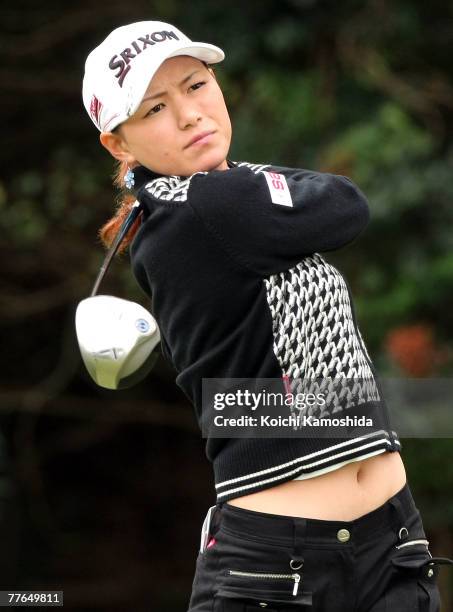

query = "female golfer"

[{"left": 82, "top": 20, "right": 452, "bottom": 611}]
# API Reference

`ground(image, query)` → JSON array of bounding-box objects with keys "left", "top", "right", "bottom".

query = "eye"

[
  {"left": 145, "top": 103, "right": 164, "bottom": 117},
  {"left": 144, "top": 82, "right": 206, "bottom": 118},
  {"left": 190, "top": 81, "right": 206, "bottom": 91}
]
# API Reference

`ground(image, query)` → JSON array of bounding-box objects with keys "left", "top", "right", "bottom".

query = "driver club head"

[{"left": 75, "top": 295, "right": 161, "bottom": 390}]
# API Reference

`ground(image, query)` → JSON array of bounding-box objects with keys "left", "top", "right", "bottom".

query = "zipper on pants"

[
  {"left": 228, "top": 569, "right": 301, "bottom": 596},
  {"left": 395, "top": 538, "right": 429, "bottom": 550}
]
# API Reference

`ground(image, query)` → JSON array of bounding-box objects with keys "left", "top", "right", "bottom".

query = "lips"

[{"left": 186, "top": 131, "right": 215, "bottom": 148}]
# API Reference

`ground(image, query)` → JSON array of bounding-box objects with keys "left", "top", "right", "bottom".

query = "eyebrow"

[{"left": 141, "top": 70, "right": 201, "bottom": 103}]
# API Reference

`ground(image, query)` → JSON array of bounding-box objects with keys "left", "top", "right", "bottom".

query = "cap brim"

[{"left": 167, "top": 42, "right": 225, "bottom": 64}]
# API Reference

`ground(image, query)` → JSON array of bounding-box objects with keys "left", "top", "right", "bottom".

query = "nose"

[{"left": 176, "top": 99, "right": 202, "bottom": 130}]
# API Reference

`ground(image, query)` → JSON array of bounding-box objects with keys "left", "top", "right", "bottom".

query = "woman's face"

[{"left": 104, "top": 55, "right": 232, "bottom": 177}]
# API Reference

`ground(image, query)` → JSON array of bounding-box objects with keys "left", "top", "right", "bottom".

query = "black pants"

[{"left": 187, "top": 482, "right": 453, "bottom": 611}]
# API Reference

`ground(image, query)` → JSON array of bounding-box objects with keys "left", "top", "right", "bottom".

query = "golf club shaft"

[{"left": 91, "top": 200, "right": 143, "bottom": 297}]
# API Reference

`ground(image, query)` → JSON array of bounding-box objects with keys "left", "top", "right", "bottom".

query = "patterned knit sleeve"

[{"left": 187, "top": 163, "right": 370, "bottom": 277}]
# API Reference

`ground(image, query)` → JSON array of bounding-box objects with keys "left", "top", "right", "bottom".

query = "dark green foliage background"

[{"left": 1, "top": 1, "right": 452, "bottom": 609}]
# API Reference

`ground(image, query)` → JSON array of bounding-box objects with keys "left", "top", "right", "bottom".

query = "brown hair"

[{"left": 98, "top": 60, "right": 216, "bottom": 254}]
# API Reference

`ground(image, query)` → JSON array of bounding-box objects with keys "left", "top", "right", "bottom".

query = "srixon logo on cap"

[{"left": 109, "top": 30, "right": 180, "bottom": 87}]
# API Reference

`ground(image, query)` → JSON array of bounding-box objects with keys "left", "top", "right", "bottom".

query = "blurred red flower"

[{"left": 385, "top": 323, "right": 448, "bottom": 377}]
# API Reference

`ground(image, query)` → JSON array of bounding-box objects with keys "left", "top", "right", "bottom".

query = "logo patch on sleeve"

[{"left": 261, "top": 171, "right": 293, "bottom": 207}]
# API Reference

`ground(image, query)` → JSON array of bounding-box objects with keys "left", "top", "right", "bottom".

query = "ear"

[{"left": 99, "top": 130, "right": 135, "bottom": 164}]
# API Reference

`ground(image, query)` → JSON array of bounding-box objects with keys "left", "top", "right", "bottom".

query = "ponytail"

[
  {"left": 98, "top": 160, "right": 141, "bottom": 254},
  {"left": 98, "top": 61, "right": 216, "bottom": 255}
]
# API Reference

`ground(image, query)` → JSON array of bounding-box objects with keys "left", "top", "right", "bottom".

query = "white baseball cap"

[{"left": 82, "top": 20, "right": 225, "bottom": 132}]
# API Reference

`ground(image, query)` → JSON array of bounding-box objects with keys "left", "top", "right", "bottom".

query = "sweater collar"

[{"left": 132, "top": 159, "right": 239, "bottom": 193}]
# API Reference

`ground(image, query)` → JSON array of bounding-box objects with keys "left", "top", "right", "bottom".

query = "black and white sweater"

[{"left": 129, "top": 159, "right": 401, "bottom": 502}]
